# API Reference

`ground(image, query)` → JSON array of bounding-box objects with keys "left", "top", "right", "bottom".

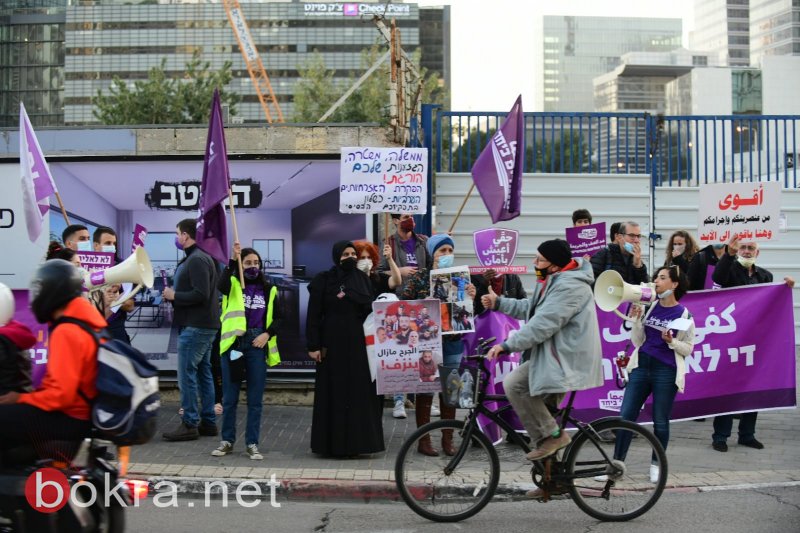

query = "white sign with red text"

[{"left": 698, "top": 181, "right": 780, "bottom": 244}]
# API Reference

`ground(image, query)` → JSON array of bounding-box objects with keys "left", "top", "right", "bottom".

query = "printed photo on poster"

[
  {"left": 430, "top": 266, "right": 475, "bottom": 335},
  {"left": 373, "top": 299, "right": 443, "bottom": 395}
]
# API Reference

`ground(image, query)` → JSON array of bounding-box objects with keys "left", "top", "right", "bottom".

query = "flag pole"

[
  {"left": 227, "top": 189, "right": 244, "bottom": 287},
  {"left": 384, "top": 212, "right": 390, "bottom": 243},
  {"left": 54, "top": 191, "right": 70, "bottom": 225},
  {"left": 447, "top": 183, "right": 474, "bottom": 234}
]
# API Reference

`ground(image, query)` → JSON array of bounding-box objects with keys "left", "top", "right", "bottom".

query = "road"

[{"left": 127, "top": 485, "right": 800, "bottom": 532}]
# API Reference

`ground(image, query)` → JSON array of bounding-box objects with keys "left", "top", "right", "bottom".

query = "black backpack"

[{"left": 54, "top": 318, "right": 160, "bottom": 445}]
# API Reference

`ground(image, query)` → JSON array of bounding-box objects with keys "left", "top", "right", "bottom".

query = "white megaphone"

[
  {"left": 594, "top": 270, "right": 657, "bottom": 320},
  {"left": 84, "top": 246, "right": 155, "bottom": 307}
]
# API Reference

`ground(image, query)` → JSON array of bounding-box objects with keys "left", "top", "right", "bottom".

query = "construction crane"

[{"left": 222, "top": 0, "right": 284, "bottom": 123}]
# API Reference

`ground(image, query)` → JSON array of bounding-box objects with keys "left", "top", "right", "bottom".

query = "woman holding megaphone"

[{"left": 613, "top": 266, "right": 696, "bottom": 484}]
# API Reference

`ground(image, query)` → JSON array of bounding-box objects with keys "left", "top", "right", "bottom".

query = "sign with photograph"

[
  {"left": 373, "top": 299, "right": 443, "bottom": 395},
  {"left": 430, "top": 265, "right": 475, "bottom": 335}
]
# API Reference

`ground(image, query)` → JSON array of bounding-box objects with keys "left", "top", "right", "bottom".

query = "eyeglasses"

[{"left": 624, "top": 233, "right": 643, "bottom": 240}]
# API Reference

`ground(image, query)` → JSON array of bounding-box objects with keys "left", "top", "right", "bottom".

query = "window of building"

[{"left": 253, "top": 239, "right": 284, "bottom": 270}]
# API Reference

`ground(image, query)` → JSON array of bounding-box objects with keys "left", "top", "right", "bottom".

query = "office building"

[
  {"left": 690, "top": 0, "right": 750, "bottom": 67},
  {"left": 750, "top": 0, "right": 800, "bottom": 66},
  {"left": 541, "top": 15, "right": 682, "bottom": 112}
]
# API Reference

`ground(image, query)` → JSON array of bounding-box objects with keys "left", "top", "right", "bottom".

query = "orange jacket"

[{"left": 18, "top": 297, "right": 105, "bottom": 420}]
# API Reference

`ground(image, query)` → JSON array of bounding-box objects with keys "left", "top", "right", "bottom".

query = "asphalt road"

[{"left": 127, "top": 484, "right": 800, "bottom": 532}]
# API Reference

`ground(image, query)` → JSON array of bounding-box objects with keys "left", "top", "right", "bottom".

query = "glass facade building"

[
  {"left": 691, "top": 0, "right": 751, "bottom": 66},
  {"left": 0, "top": 1, "right": 68, "bottom": 127},
  {"left": 2, "top": 1, "right": 449, "bottom": 126},
  {"left": 541, "top": 16, "right": 682, "bottom": 112},
  {"left": 750, "top": 0, "right": 800, "bottom": 66}
]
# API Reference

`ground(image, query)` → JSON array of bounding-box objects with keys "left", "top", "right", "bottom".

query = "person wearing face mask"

[
  {"left": 611, "top": 266, "right": 695, "bottom": 484},
  {"left": 482, "top": 239, "right": 603, "bottom": 497},
  {"left": 709, "top": 235, "right": 795, "bottom": 452},
  {"left": 353, "top": 240, "right": 402, "bottom": 297},
  {"left": 306, "top": 241, "right": 384, "bottom": 457},
  {"left": 590, "top": 221, "right": 649, "bottom": 285},
  {"left": 211, "top": 243, "right": 282, "bottom": 461},
  {"left": 400, "top": 234, "right": 478, "bottom": 456},
  {"left": 61, "top": 224, "right": 91, "bottom": 252},
  {"left": 380, "top": 214, "right": 430, "bottom": 295},
  {"left": 162, "top": 218, "right": 221, "bottom": 442},
  {"left": 663, "top": 230, "right": 698, "bottom": 273},
  {"left": 90, "top": 226, "right": 136, "bottom": 335}
]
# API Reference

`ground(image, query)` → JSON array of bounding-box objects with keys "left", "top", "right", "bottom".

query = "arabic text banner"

[
  {"left": 339, "top": 147, "right": 428, "bottom": 214},
  {"left": 577, "top": 283, "right": 796, "bottom": 422},
  {"left": 698, "top": 181, "right": 780, "bottom": 244}
]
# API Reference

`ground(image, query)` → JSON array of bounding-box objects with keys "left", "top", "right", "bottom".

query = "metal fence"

[{"left": 422, "top": 106, "right": 800, "bottom": 189}]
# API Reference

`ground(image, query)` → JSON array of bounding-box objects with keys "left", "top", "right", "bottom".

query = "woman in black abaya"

[{"left": 306, "top": 241, "right": 385, "bottom": 457}]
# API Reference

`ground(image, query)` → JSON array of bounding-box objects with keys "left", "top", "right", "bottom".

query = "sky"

[{"left": 415, "top": 0, "right": 695, "bottom": 111}]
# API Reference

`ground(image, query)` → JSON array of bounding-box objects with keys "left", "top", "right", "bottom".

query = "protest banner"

[
  {"left": 77, "top": 251, "right": 116, "bottom": 272},
  {"left": 565, "top": 222, "right": 607, "bottom": 257},
  {"left": 131, "top": 223, "right": 148, "bottom": 254},
  {"left": 698, "top": 181, "right": 781, "bottom": 244},
  {"left": 430, "top": 265, "right": 475, "bottom": 335},
  {"left": 374, "top": 299, "right": 442, "bottom": 395},
  {"left": 339, "top": 147, "right": 428, "bottom": 214}
]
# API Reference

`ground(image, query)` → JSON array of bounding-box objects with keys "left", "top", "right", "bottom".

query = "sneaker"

[
  {"left": 177, "top": 408, "right": 184, "bottom": 416},
  {"left": 649, "top": 464, "right": 660, "bottom": 484},
  {"left": 163, "top": 421, "right": 199, "bottom": 442},
  {"left": 246, "top": 444, "right": 264, "bottom": 461},
  {"left": 214, "top": 403, "right": 223, "bottom": 416},
  {"left": 738, "top": 438, "right": 764, "bottom": 449},
  {"left": 211, "top": 441, "right": 233, "bottom": 457},
  {"left": 199, "top": 421, "right": 219, "bottom": 437},
  {"left": 392, "top": 400, "right": 407, "bottom": 419},
  {"left": 526, "top": 432, "right": 571, "bottom": 461},
  {"left": 712, "top": 441, "right": 728, "bottom": 452},
  {"left": 430, "top": 400, "right": 441, "bottom": 417}
]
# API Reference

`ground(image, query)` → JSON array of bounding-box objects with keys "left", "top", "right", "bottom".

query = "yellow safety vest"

[{"left": 219, "top": 278, "right": 281, "bottom": 367}]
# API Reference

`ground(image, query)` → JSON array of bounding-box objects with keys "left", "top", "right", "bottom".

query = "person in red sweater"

[
  {"left": 0, "top": 283, "right": 35, "bottom": 395},
  {"left": 0, "top": 260, "right": 104, "bottom": 455}
]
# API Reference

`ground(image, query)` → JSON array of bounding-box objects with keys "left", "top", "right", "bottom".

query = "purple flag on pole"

[
  {"left": 195, "top": 89, "right": 230, "bottom": 264},
  {"left": 19, "top": 103, "right": 58, "bottom": 242},
  {"left": 470, "top": 95, "right": 524, "bottom": 223}
]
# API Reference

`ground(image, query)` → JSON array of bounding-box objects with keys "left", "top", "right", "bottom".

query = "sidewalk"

[{"left": 130, "top": 392, "right": 800, "bottom": 501}]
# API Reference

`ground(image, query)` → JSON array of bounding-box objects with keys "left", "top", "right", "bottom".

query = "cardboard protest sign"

[
  {"left": 698, "top": 182, "right": 780, "bottom": 244},
  {"left": 565, "top": 222, "right": 606, "bottom": 257}
]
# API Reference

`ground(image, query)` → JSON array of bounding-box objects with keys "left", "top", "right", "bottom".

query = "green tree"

[
  {"left": 93, "top": 51, "right": 239, "bottom": 125},
  {"left": 292, "top": 45, "right": 447, "bottom": 124}
]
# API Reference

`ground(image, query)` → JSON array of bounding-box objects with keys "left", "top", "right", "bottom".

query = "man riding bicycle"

[{"left": 482, "top": 240, "right": 603, "bottom": 474}]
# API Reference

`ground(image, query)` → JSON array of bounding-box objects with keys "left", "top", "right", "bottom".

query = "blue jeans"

[
  {"left": 177, "top": 326, "right": 217, "bottom": 428},
  {"left": 712, "top": 412, "right": 758, "bottom": 444},
  {"left": 615, "top": 352, "right": 678, "bottom": 462},
  {"left": 220, "top": 328, "right": 268, "bottom": 446}
]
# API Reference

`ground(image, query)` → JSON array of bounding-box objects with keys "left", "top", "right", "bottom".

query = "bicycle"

[{"left": 394, "top": 337, "right": 668, "bottom": 523}]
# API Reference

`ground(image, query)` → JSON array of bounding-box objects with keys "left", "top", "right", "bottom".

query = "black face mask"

[
  {"left": 340, "top": 257, "right": 357, "bottom": 271},
  {"left": 535, "top": 267, "right": 548, "bottom": 281}
]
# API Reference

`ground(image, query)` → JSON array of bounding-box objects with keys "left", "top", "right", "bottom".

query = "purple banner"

[
  {"left": 12, "top": 290, "right": 48, "bottom": 388},
  {"left": 473, "top": 227, "right": 519, "bottom": 267},
  {"left": 573, "top": 283, "right": 796, "bottom": 422},
  {"left": 131, "top": 223, "right": 147, "bottom": 254},
  {"left": 462, "top": 311, "right": 525, "bottom": 443},
  {"left": 565, "top": 222, "right": 607, "bottom": 258},
  {"left": 470, "top": 95, "right": 524, "bottom": 223}
]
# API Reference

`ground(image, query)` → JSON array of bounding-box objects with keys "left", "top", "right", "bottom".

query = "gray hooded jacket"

[{"left": 497, "top": 258, "right": 603, "bottom": 396}]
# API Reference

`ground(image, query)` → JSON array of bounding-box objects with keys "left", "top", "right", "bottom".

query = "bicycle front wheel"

[
  {"left": 566, "top": 418, "right": 667, "bottom": 521},
  {"left": 394, "top": 419, "right": 500, "bottom": 522}
]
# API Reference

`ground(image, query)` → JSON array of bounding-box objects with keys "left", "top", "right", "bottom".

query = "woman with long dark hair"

[
  {"left": 663, "top": 230, "right": 698, "bottom": 272},
  {"left": 306, "top": 241, "right": 384, "bottom": 457},
  {"left": 613, "top": 266, "right": 696, "bottom": 483},
  {"left": 211, "top": 243, "right": 282, "bottom": 461}
]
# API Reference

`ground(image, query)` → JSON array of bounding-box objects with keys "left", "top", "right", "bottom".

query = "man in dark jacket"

[
  {"left": 162, "top": 218, "right": 221, "bottom": 441},
  {"left": 590, "top": 220, "right": 649, "bottom": 284},
  {"left": 471, "top": 269, "right": 527, "bottom": 315},
  {"left": 687, "top": 243, "right": 726, "bottom": 291},
  {"left": 710, "top": 236, "right": 795, "bottom": 452}
]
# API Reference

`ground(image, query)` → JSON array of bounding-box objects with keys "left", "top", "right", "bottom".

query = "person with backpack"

[
  {"left": 211, "top": 243, "right": 283, "bottom": 461},
  {"left": 0, "top": 283, "right": 35, "bottom": 395},
  {"left": 0, "top": 260, "right": 102, "bottom": 454}
]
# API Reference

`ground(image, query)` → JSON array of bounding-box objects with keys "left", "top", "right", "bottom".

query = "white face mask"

[
  {"left": 357, "top": 259, "right": 372, "bottom": 274},
  {"left": 672, "top": 244, "right": 685, "bottom": 255},
  {"left": 737, "top": 256, "right": 756, "bottom": 269},
  {"left": 76, "top": 240, "right": 92, "bottom": 252},
  {"left": 101, "top": 245, "right": 116, "bottom": 254}
]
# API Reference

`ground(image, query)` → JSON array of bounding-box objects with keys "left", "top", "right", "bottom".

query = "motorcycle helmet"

[
  {"left": 30, "top": 259, "right": 84, "bottom": 323},
  {"left": 0, "top": 282, "right": 12, "bottom": 327}
]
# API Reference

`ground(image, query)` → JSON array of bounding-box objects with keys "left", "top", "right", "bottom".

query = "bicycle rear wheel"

[
  {"left": 565, "top": 418, "right": 667, "bottom": 521},
  {"left": 394, "top": 419, "right": 500, "bottom": 522}
]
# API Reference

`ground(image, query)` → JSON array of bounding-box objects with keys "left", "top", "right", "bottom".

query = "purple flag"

[
  {"left": 470, "top": 95, "right": 524, "bottom": 223},
  {"left": 19, "top": 103, "right": 58, "bottom": 242},
  {"left": 195, "top": 90, "right": 230, "bottom": 263},
  {"left": 131, "top": 223, "right": 148, "bottom": 254}
]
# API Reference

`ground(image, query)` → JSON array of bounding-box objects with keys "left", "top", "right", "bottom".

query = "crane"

[{"left": 222, "top": 0, "right": 284, "bottom": 123}]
